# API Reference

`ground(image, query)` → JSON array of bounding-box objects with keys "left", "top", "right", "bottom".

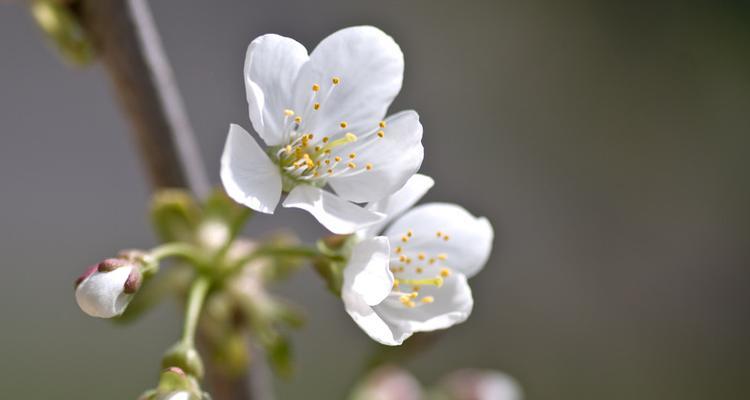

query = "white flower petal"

[
  {"left": 291, "top": 26, "right": 404, "bottom": 138},
  {"left": 375, "top": 274, "right": 473, "bottom": 333},
  {"left": 343, "top": 237, "right": 394, "bottom": 306},
  {"left": 342, "top": 291, "right": 413, "bottom": 346},
  {"left": 220, "top": 124, "right": 282, "bottom": 214},
  {"left": 75, "top": 266, "right": 134, "bottom": 318},
  {"left": 245, "top": 34, "right": 309, "bottom": 146},
  {"left": 281, "top": 185, "right": 385, "bottom": 234},
  {"left": 385, "top": 203, "right": 493, "bottom": 278},
  {"left": 359, "top": 174, "right": 434, "bottom": 238},
  {"left": 328, "top": 110, "right": 424, "bottom": 203}
]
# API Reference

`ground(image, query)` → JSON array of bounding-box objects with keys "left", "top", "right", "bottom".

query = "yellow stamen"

[
  {"left": 312, "top": 83, "right": 320, "bottom": 92},
  {"left": 339, "top": 121, "right": 348, "bottom": 129},
  {"left": 294, "top": 116, "right": 302, "bottom": 124},
  {"left": 418, "top": 252, "right": 426, "bottom": 260},
  {"left": 313, "top": 102, "right": 320, "bottom": 110},
  {"left": 334, "top": 156, "right": 342, "bottom": 162},
  {"left": 377, "top": 130, "right": 385, "bottom": 138},
  {"left": 348, "top": 153, "right": 356, "bottom": 159},
  {"left": 412, "top": 285, "right": 421, "bottom": 291},
  {"left": 399, "top": 277, "right": 444, "bottom": 288},
  {"left": 438, "top": 254, "right": 448, "bottom": 260},
  {"left": 421, "top": 296, "right": 434, "bottom": 304},
  {"left": 366, "top": 163, "right": 373, "bottom": 170},
  {"left": 379, "top": 121, "right": 386, "bottom": 128},
  {"left": 407, "top": 230, "right": 413, "bottom": 237},
  {"left": 332, "top": 76, "right": 341, "bottom": 85},
  {"left": 284, "top": 109, "right": 295, "bottom": 116},
  {"left": 392, "top": 279, "right": 400, "bottom": 288},
  {"left": 416, "top": 267, "right": 423, "bottom": 274},
  {"left": 440, "top": 268, "right": 452, "bottom": 278},
  {"left": 322, "top": 136, "right": 329, "bottom": 143},
  {"left": 395, "top": 246, "right": 403, "bottom": 254},
  {"left": 347, "top": 162, "right": 356, "bottom": 169}
]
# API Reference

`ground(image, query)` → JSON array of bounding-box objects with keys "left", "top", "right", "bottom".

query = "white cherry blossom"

[
  {"left": 75, "top": 259, "right": 141, "bottom": 318},
  {"left": 221, "top": 26, "right": 424, "bottom": 234},
  {"left": 342, "top": 176, "right": 493, "bottom": 345}
]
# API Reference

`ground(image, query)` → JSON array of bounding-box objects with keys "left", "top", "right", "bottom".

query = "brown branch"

[{"left": 74, "top": 0, "right": 259, "bottom": 398}]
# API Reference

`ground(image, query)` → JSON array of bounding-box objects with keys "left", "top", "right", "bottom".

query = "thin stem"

[
  {"left": 227, "top": 245, "right": 338, "bottom": 276},
  {"left": 150, "top": 242, "right": 204, "bottom": 265},
  {"left": 181, "top": 276, "right": 211, "bottom": 347}
]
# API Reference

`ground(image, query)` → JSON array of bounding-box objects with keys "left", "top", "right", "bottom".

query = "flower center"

[
  {"left": 388, "top": 228, "right": 453, "bottom": 308},
  {"left": 273, "top": 77, "right": 386, "bottom": 183}
]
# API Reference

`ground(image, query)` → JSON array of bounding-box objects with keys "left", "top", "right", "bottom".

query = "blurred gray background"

[{"left": 1, "top": 0, "right": 749, "bottom": 399}]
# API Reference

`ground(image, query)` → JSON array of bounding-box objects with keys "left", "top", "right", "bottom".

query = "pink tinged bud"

[
  {"left": 97, "top": 258, "right": 129, "bottom": 272},
  {"left": 74, "top": 264, "right": 99, "bottom": 288},
  {"left": 352, "top": 365, "right": 422, "bottom": 400},
  {"left": 439, "top": 369, "right": 523, "bottom": 400},
  {"left": 124, "top": 267, "right": 143, "bottom": 294},
  {"left": 165, "top": 367, "right": 186, "bottom": 377},
  {"left": 75, "top": 264, "right": 136, "bottom": 318}
]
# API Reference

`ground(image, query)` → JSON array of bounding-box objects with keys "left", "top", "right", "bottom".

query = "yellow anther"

[
  {"left": 395, "top": 246, "right": 403, "bottom": 254},
  {"left": 324, "top": 149, "right": 332, "bottom": 154},
  {"left": 285, "top": 145, "right": 292, "bottom": 153},
  {"left": 347, "top": 162, "right": 356, "bottom": 169},
  {"left": 332, "top": 76, "right": 341, "bottom": 85},
  {"left": 377, "top": 130, "right": 385, "bottom": 138},
  {"left": 312, "top": 83, "right": 320, "bottom": 92},
  {"left": 399, "top": 295, "right": 411, "bottom": 304},
  {"left": 339, "top": 121, "right": 348, "bottom": 129},
  {"left": 379, "top": 121, "right": 386, "bottom": 128},
  {"left": 313, "top": 102, "right": 321, "bottom": 110},
  {"left": 398, "top": 266, "right": 405, "bottom": 272},
  {"left": 327, "top": 168, "right": 333, "bottom": 174},
  {"left": 443, "top": 235, "right": 450, "bottom": 241},
  {"left": 409, "top": 292, "right": 419, "bottom": 299},
  {"left": 416, "top": 267, "right": 424, "bottom": 274},
  {"left": 345, "top": 132, "right": 357, "bottom": 141},
  {"left": 314, "top": 146, "right": 321, "bottom": 152},
  {"left": 418, "top": 252, "right": 426, "bottom": 260},
  {"left": 405, "top": 257, "right": 412, "bottom": 264},
  {"left": 393, "top": 279, "right": 400, "bottom": 288},
  {"left": 294, "top": 116, "right": 302, "bottom": 124},
  {"left": 322, "top": 136, "right": 329, "bottom": 143},
  {"left": 406, "top": 300, "right": 416, "bottom": 308},
  {"left": 421, "top": 296, "right": 434, "bottom": 304},
  {"left": 407, "top": 230, "right": 413, "bottom": 237},
  {"left": 440, "top": 268, "right": 452, "bottom": 277},
  {"left": 436, "top": 231, "right": 443, "bottom": 237},
  {"left": 313, "top": 172, "right": 320, "bottom": 177},
  {"left": 334, "top": 156, "right": 342, "bottom": 162},
  {"left": 307, "top": 133, "right": 314, "bottom": 140},
  {"left": 399, "top": 255, "right": 407, "bottom": 262},
  {"left": 429, "top": 258, "right": 436, "bottom": 264},
  {"left": 324, "top": 159, "right": 331, "bottom": 165},
  {"left": 348, "top": 152, "right": 356, "bottom": 159},
  {"left": 366, "top": 163, "right": 373, "bottom": 170},
  {"left": 438, "top": 254, "right": 448, "bottom": 260},
  {"left": 412, "top": 285, "right": 421, "bottom": 291},
  {"left": 284, "top": 109, "right": 295, "bottom": 116},
  {"left": 401, "top": 236, "right": 409, "bottom": 243},
  {"left": 399, "top": 277, "right": 443, "bottom": 288}
]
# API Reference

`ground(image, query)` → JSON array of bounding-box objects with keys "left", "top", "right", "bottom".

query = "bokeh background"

[{"left": 1, "top": 0, "right": 749, "bottom": 399}]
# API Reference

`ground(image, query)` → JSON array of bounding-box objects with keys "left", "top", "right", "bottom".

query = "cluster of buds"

[{"left": 74, "top": 250, "right": 156, "bottom": 318}]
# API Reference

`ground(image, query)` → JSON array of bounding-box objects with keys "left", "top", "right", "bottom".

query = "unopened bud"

[
  {"left": 437, "top": 369, "right": 523, "bottom": 400},
  {"left": 75, "top": 260, "right": 138, "bottom": 318},
  {"left": 350, "top": 365, "right": 422, "bottom": 400},
  {"left": 162, "top": 343, "right": 205, "bottom": 379}
]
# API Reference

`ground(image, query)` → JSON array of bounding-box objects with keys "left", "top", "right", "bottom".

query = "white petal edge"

[
  {"left": 375, "top": 274, "right": 474, "bottom": 333},
  {"left": 359, "top": 174, "right": 434, "bottom": 238},
  {"left": 75, "top": 266, "right": 134, "bottom": 318},
  {"left": 343, "top": 237, "right": 394, "bottom": 306},
  {"left": 342, "top": 291, "right": 413, "bottom": 346},
  {"left": 291, "top": 26, "right": 404, "bottom": 139},
  {"left": 220, "top": 124, "right": 282, "bottom": 214},
  {"left": 328, "top": 110, "right": 424, "bottom": 203},
  {"left": 385, "top": 203, "right": 493, "bottom": 278},
  {"left": 282, "top": 185, "right": 385, "bottom": 234},
  {"left": 245, "top": 34, "right": 309, "bottom": 146}
]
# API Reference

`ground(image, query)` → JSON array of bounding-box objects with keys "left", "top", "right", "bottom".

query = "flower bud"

[
  {"left": 350, "top": 365, "right": 422, "bottom": 400},
  {"left": 162, "top": 342, "right": 205, "bottom": 379},
  {"left": 75, "top": 259, "right": 141, "bottom": 318},
  {"left": 437, "top": 369, "right": 522, "bottom": 400}
]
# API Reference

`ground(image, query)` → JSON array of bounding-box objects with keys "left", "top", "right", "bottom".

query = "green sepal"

[{"left": 162, "top": 342, "right": 205, "bottom": 379}]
